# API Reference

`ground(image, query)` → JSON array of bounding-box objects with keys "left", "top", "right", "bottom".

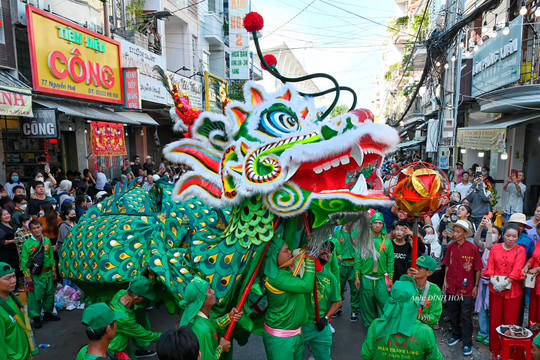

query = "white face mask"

[
  {"left": 36, "top": 177, "right": 44, "bottom": 182},
  {"left": 19, "top": 204, "right": 27, "bottom": 211},
  {"left": 38, "top": 210, "right": 45, "bottom": 217}
]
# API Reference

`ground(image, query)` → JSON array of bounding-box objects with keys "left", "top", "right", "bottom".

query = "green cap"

[
  {"left": 179, "top": 276, "right": 210, "bottom": 327},
  {"left": 370, "top": 211, "right": 387, "bottom": 235},
  {"left": 128, "top": 276, "right": 155, "bottom": 301},
  {"left": 416, "top": 255, "right": 437, "bottom": 272},
  {"left": 0, "top": 262, "right": 15, "bottom": 278},
  {"left": 81, "top": 303, "right": 125, "bottom": 332},
  {"left": 534, "top": 333, "right": 540, "bottom": 347}
]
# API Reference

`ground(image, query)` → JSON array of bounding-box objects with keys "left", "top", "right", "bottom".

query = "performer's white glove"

[{"left": 490, "top": 277, "right": 498, "bottom": 286}]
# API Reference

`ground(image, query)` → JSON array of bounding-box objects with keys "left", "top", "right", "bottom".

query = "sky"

[{"left": 250, "top": 0, "right": 397, "bottom": 111}]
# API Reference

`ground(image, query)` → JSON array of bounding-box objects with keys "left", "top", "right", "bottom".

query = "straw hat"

[
  {"left": 448, "top": 219, "right": 474, "bottom": 237},
  {"left": 507, "top": 213, "right": 532, "bottom": 229}
]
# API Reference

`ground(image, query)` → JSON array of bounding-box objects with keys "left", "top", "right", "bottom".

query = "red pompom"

[
  {"left": 243, "top": 12, "right": 264, "bottom": 32},
  {"left": 261, "top": 54, "right": 277, "bottom": 70}
]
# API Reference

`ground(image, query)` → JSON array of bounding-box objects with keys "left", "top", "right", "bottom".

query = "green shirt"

[
  {"left": 361, "top": 319, "right": 443, "bottom": 360},
  {"left": 190, "top": 313, "right": 230, "bottom": 360},
  {"left": 75, "top": 345, "right": 116, "bottom": 360},
  {"left": 331, "top": 226, "right": 359, "bottom": 265},
  {"left": 20, "top": 235, "right": 55, "bottom": 278},
  {"left": 355, "top": 234, "right": 394, "bottom": 280},
  {"left": 304, "top": 265, "right": 340, "bottom": 326},
  {"left": 108, "top": 290, "right": 161, "bottom": 353},
  {"left": 0, "top": 295, "right": 30, "bottom": 360},
  {"left": 416, "top": 282, "right": 442, "bottom": 327},
  {"left": 265, "top": 257, "right": 315, "bottom": 330}
]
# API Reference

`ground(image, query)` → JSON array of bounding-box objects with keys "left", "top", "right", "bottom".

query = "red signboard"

[
  {"left": 123, "top": 68, "right": 141, "bottom": 109},
  {"left": 91, "top": 121, "right": 127, "bottom": 156}
]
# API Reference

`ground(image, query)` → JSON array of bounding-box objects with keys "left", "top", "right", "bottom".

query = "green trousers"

[
  {"left": 340, "top": 264, "right": 361, "bottom": 311},
  {"left": 358, "top": 276, "right": 389, "bottom": 327},
  {"left": 27, "top": 273, "right": 54, "bottom": 318},
  {"left": 263, "top": 330, "right": 304, "bottom": 360},
  {"left": 302, "top": 325, "right": 332, "bottom": 360}
]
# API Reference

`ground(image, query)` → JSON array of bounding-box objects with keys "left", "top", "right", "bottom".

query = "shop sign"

[
  {"left": 167, "top": 71, "right": 203, "bottom": 110},
  {"left": 116, "top": 38, "right": 168, "bottom": 105},
  {"left": 456, "top": 127, "right": 506, "bottom": 152},
  {"left": 204, "top": 72, "right": 228, "bottom": 113},
  {"left": 229, "top": 0, "right": 250, "bottom": 79},
  {"left": 0, "top": 86, "right": 33, "bottom": 117},
  {"left": 472, "top": 16, "right": 522, "bottom": 97},
  {"left": 123, "top": 68, "right": 141, "bottom": 109},
  {"left": 26, "top": 6, "right": 123, "bottom": 104},
  {"left": 21, "top": 108, "right": 59, "bottom": 138}
]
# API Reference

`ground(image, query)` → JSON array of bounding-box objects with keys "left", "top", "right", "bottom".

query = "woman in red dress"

[
  {"left": 483, "top": 223, "right": 526, "bottom": 353},
  {"left": 523, "top": 222, "right": 540, "bottom": 327}
]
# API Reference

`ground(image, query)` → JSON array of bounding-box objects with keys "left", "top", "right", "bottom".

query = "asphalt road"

[{"left": 28, "top": 286, "right": 493, "bottom": 360}]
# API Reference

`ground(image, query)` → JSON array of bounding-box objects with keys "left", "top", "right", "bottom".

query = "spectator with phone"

[
  {"left": 465, "top": 174, "right": 493, "bottom": 229},
  {"left": 455, "top": 172, "right": 473, "bottom": 201},
  {"left": 503, "top": 171, "right": 526, "bottom": 215}
]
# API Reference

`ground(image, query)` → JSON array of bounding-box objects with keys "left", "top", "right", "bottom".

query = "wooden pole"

[{"left": 411, "top": 217, "right": 419, "bottom": 269}]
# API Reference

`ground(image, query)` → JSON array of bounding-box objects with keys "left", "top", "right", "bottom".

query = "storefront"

[{"left": 25, "top": 5, "right": 130, "bottom": 178}]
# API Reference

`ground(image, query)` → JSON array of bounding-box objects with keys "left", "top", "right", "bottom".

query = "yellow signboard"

[{"left": 26, "top": 6, "right": 123, "bottom": 104}]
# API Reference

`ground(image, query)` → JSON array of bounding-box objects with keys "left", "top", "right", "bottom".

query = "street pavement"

[{"left": 29, "top": 289, "right": 492, "bottom": 359}]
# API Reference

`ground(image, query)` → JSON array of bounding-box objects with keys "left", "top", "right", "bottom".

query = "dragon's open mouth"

[{"left": 288, "top": 142, "right": 388, "bottom": 198}]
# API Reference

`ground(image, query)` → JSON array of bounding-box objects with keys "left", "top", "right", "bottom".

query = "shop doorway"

[{"left": 524, "top": 121, "right": 540, "bottom": 215}]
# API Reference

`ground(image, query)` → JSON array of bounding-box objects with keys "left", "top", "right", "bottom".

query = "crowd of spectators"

[{"left": 0, "top": 155, "right": 191, "bottom": 293}]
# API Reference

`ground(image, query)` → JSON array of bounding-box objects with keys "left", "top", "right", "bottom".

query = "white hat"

[
  {"left": 146, "top": 155, "right": 152, "bottom": 160},
  {"left": 448, "top": 219, "right": 474, "bottom": 237},
  {"left": 152, "top": 174, "right": 160, "bottom": 181},
  {"left": 507, "top": 213, "right": 532, "bottom": 229}
]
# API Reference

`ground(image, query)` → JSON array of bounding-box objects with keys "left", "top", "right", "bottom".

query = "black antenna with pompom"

[{"left": 243, "top": 12, "right": 358, "bottom": 120}]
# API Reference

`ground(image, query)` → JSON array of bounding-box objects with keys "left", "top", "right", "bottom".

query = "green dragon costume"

[{"left": 59, "top": 12, "right": 400, "bottom": 343}]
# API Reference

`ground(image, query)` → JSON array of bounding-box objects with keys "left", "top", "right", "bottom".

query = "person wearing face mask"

[
  {"left": 4, "top": 171, "right": 24, "bottom": 198},
  {"left": 11, "top": 196, "right": 28, "bottom": 227},
  {"left": 30, "top": 170, "right": 56, "bottom": 199},
  {"left": 0, "top": 208, "right": 22, "bottom": 291},
  {"left": 55, "top": 208, "right": 76, "bottom": 254}
]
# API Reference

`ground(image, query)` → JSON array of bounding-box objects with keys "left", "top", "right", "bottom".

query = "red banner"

[
  {"left": 123, "top": 68, "right": 141, "bottom": 109},
  {"left": 90, "top": 121, "right": 127, "bottom": 156}
]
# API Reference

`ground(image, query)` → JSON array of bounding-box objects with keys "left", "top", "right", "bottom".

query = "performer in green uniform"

[
  {"left": 108, "top": 276, "right": 162, "bottom": 359},
  {"left": 0, "top": 262, "right": 36, "bottom": 360},
  {"left": 405, "top": 255, "right": 443, "bottom": 328},
  {"left": 20, "top": 220, "right": 59, "bottom": 329},
  {"left": 355, "top": 212, "right": 394, "bottom": 327},
  {"left": 361, "top": 279, "right": 443, "bottom": 360},
  {"left": 331, "top": 223, "right": 361, "bottom": 321},
  {"left": 76, "top": 302, "right": 126, "bottom": 360},
  {"left": 533, "top": 333, "right": 540, "bottom": 360},
  {"left": 263, "top": 237, "right": 315, "bottom": 360},
  {"left": 179, "top": 276, "right": 241, "bottom": 360},
  {"left": 302, "top": 241, "right": 341, "bottom": 360}
]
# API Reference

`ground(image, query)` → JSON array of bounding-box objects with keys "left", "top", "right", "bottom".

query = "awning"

[
  {"left": 116, "top": 111, "right": 159, "bottom": 126},
  {"left": 456, "top": 112, "right": 539, "bottom": 152},
  {"left": 33, "top": 99, "right": 140, "bottom": 125},
  {"left": 395, "top": 138, "right": 426, "bottom": 149},
  {"left": 0, "top": 71, "right": 33, "bottom": 117}
]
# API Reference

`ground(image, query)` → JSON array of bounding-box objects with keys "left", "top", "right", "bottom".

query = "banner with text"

[
  {"left": 91, "top": 121, "right": 127, "bottom": 156},
  {"left": 123, "top": 68, "right": 141, "bottom": 109},
  {"left": 229, "top": 0, "right": 250, "bottom": 79},
  {"left": 0, "top": 86, "right": 33, "bottom": 117},
  {"left": 167, "top": 71, "right": 203, "bottom": 110},
  {"left": 456, "top": 127, "right": 506, "bottom": 152},
  {"left": 117, "top": 38, "right": 168, "bottom": 104},
  {"left": 26, "top": 6, "right": 123, "bottom": 104}
]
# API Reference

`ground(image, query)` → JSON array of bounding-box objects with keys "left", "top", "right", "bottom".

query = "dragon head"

[{"left": 164, "top": 82, "right": 399, "bottom": 226}]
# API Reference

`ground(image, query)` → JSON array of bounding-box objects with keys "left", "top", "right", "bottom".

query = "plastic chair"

[{"left": 495, "top": 335, "right": 533, "bottom": 360}]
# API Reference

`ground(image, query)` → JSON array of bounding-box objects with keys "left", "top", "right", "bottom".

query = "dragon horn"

[{"left": 153, "top": 65, "right": 174, "bottom": 95}]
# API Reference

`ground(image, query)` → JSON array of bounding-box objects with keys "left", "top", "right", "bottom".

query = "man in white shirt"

[
  {"left": 503, "top": 171, "right": 526, "bottom": 214},
  {"left": 95, "top": 166, "right": 107, "bottom": 191},
  {"left": 454, "top": 172, "right": 473, "bottom": 201}
]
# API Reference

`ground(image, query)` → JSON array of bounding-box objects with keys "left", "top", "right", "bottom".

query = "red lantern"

[{"left": 48, "top": 138, "right": 58, "bottom": 144}]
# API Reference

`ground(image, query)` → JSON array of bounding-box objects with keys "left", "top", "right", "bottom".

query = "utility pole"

[{"left": 101, "top": 0, "right": 110, "bottom": 37}]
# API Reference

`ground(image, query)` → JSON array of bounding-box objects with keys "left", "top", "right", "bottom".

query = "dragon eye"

[{"left": 258, "top": 106, "right": 301, "bottom": 137}]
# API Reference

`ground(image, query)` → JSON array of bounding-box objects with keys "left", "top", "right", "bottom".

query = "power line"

[{"left": 261, "top": 0, "right": 319, "bottom": 40}]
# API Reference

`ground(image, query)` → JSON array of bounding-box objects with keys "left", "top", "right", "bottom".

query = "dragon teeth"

[
  {"left": 331, "top": 159, "right": 340, "bottom": 167},
  {"left": 322, "top": 162, "right": 332, "bottom": 171},
  {"left": 340, "top": 156, "right": 350, "bottom": 165},
  {"left": 350, "top": 143, "right": 364, "bottom": 167},
  {"left": 313, "top": 166, "right": 323, "bottom": 174}
]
